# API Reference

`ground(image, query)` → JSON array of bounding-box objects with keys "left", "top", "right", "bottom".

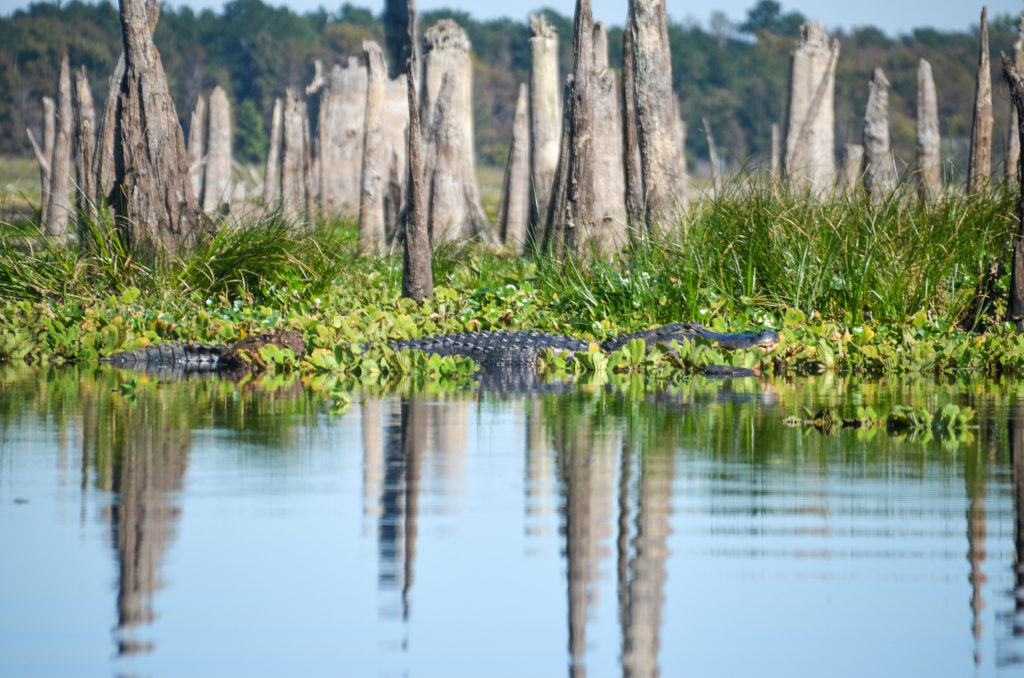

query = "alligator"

[{"left": 101, "top": 322, "right": 779, "bottom": 379}]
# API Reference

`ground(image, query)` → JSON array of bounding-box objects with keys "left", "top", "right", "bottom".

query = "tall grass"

[{"left": 538, "top": 181, "right": 1016, "bottom": 328}]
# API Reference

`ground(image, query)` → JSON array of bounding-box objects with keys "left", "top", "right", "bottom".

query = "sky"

[{"left": 0, "top": 0, "right": 1020, "bottom": 35}]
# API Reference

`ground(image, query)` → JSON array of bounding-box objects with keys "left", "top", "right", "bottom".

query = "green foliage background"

[{"left": 0, "top": 0, "right": 1015, "bottom": 173}]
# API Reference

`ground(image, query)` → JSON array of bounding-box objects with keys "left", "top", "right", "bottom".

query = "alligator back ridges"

[
  {"left": 391, "top": 330, "right": 591, "bottom": 366},
  {"left": 101, "top": 342, "right": 224, "bottom": 368}
]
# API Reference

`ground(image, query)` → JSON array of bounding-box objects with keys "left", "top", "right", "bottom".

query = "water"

[{"left": 2, "top": 365, "right": 1024, "bottom": 677}]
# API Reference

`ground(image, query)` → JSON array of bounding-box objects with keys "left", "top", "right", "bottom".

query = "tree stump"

[
  {"left": 402, "top": 0, "right": 433, "bottom": 301},
  {"left": 838, "top": 143, "right": 863, "bottom": 193},
  {"left": 263, "top": 97, "right": 283, "bottom": 206},
  {"left": 1000, "top": 53, "right": 1024, "bottom": 330},
  {"left": 783, "top": 22, "right": 839, "bottom": 194},
  {"left": 316, "top": 58, "right": 367, "bottom": 215},
  {"left": 770, "top": 122, "right": 781, "bottom": 177},
  {"left": 862, "top": 67, "right": 896, "bottom": 203},
  {"left": 45, "top": 55, "right": 74, "bottom": 241},
  {"left": 529, "top": 13, "right": 562, "bottom": 241},
  {"left": 916, "top": 58, "right": 941, "bottom": 203},
  {"left": 968, "top": 7, "right": 992, "bottom": 193},
  {"left": 621, "top": 14, "right": 643, "bottom": 229},
  {"left": 186, "top": 96, "right": 206, "bottom": 202},
  {"left": 382, "top": 75, "right": 409, "bottom": 238},
  {"left": 26, "top": 96, "right": 55, "bottom": 225},
  {"left": 422, "top": 20, "right": 487, "bottom": 242},
  {"left": 629, "top": 0, "right": 688, "bottom": 231},
  {"left": 1009, "top": 14, "right": 1024, "bottom": 186},
  {"left": 280, "top": 88, "right": 311, "bottom": 220},
  {"left": 496, "top": 83, "right": 530, "bottom": 253},
  {"left": 202, "top": 86, "right": 232, "bottom": 213},
  {"left": 359, "top": 41, "right": 388, "bottom": 253},
  {"left": 589, "top": 21, "right": 628, "bottom": 255},
  {"left": 112, "top": 0, "right": 205, "bottom": 257},
  {"left": 73, "top": 67, "right": 96, "bottom": 221},
  {"left": 93, "top": 54, "right": 124, "bottom": 207}
]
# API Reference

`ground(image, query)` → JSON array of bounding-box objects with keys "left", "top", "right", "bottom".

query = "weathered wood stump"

[
  {"left": 968, "top": 7, "right": 992, "bottom": 193},
  {"left": 202, "top": 86, "right": 231, "bottom": 214},
  {"left": 916, "top": 58, "right": 941, "bottom": 203},
  {"left": 45, "top": 55, "right": 73, "bottom": 240},
  {"left": 784, "top": 21, "right": 839, "bottom": 195},
  {"left": 529, "top": 13, "right": 562, "bottom": 240},
  {"left": 496, "top": 83, "right": 530, "bottom": 253},
  {"left": 359, "top": 40, "right": 387, "bottom": 253},
  {"left": 862, "top": 67, "right": 896, "bottom": 203}
]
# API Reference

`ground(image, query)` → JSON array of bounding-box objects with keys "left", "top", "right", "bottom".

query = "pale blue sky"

[{"left": 0, "top": 0, "right": 1021, "bottom": 35}]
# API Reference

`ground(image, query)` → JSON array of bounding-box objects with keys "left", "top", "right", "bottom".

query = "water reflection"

[{"left": 9, "top": 367, "right": 1024, "bottom": 675}]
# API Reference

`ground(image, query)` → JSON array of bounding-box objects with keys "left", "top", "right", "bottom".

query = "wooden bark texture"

[
  {"left": 621, "top": 14, "right": 643, "bottom": 230},
  {"left": 186, "top": 95, "right": 206, "bottom": 200},
  {"left": 359, "top": 40, "right": 387, "bottom": 253},
  {"left": 263, "top": 96, "right": 282, "bottom": 206},
  {"left": 1000, "top": 54, "right": 1024, "bottom": 329},
  {"left": 318, "top": 58, "right": 367, "bottom": 215},
  {"left": 201, "top": 86, "right": 231, "bottom": 213},
  {"left": 629, "top": 0, "right": 687, "bottom": 230},
  {"left": 112, "top": 0, "right": 205, "bottom": 257},
  {"left": 915, "top": 58, "right": 941, "bottom": 203},
  {"left": 45, "top": 55, "right": 73, "bottom": 240},
  {"left": 968, "top": 7, "right": 992, "bottom": 193},
  {"left": 862, "top": 67, "right": 896, "bottom": 203},
  {"left": 281, "top": 87, "right": 310, "bottom": 219},
  {"left": 1010, "top": 14, "right": 1024, "bottom": 185},
  {"left": 784, "top": 21, "right": 838, "bottom": 194},
  {"left": 422, "top": 19, "right": 486, "bottom": 242},
  {"left": 402, "top": 0, "right": 434, "bottom": 301},
  {"left": 93, "top": 53, "right": 124, "bottom": 206},
  {"left": 496, "top": 83, "right": 531, "bottom": 253},
  {"left": 73, "top": 66, "right": 97, "bottom": 219},
  {"left": 588, "top": 21, "right": 628, "bottom": 255},
  {"left": 382, "top": 75, "right": 409, "bottom": 237},
  {"left": 529, "top": 13, "right": 562, "bottom": 239},
  {"left": 838, "top": 143, "right": 863, "bottom": 193}
]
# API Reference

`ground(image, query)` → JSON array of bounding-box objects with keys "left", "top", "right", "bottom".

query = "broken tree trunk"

[
  {"left": 496, "top": 83, "right": 531, "bottom": 253},
  {"left": 93, "top": 55, "right": 124, "bottom": 207},
  {"left": 186, "top": 95, "right": 206, "bottom": 201},
  {"left": 703, "top": 117, "right": 722, "bottom": 198},
  {"left": 544, "top": 0, "right": 597, "bottom": 256},
  {"left": 112, "top": 0, "right": 205, "bottom": 257},
  {"left": 263, "top": 96, "right": 283, "bottom": 206},
  {"left": 402, "top": 0, "right": 433, "bottom": 301},
  {"left": 1000, "top": 54, "right": 1024, "bottom": 329},
  {"left": 359, "top": 40, "right": 387, "bottom": 253},
  {"left": 784, "top": 22, "right": 839, "bottom": 194},
  {"left": 968, "top": 7, "right": 992, "bottom": 193},
  {"left": 862, "top": 67, "right": 897, "bottom": 203},
  {"left": 916, "top": 58, "right": 941, "bottom": 203},
  {"left": 73, "top": 66, "right": 96, "bottom": 221},
  {"left": 45, "top": 55, "right": 73, "bottom": 241},
  {"left": 280, "top": 88, "right": 310, "bottom": 219},
  {"left": 382, "top": 75, "right": 409, "bottom": 238},
  {"left": 629, "top": 0, "right": 688, "bottom": 232},
  {"left": 202, "top": 86, "right": 231, "bottom": 213},
  {"left": 621, "top": 14, "right": 643, "bottom": 230},
  {"left": 317, "top": 58, "right": 367, "bottom": 215},
  {"left": 838, "top": 143, "right": 863, "bottom": 193},
  {"left": 422, "top": 20, "right": 487, "bottom": 242},
  {"left": 27, "top": 96, "right": 55, "bottom": 224},
  {"left": 1011, "top": 15, "right": 1024, "bottom": 185},
  {"left": 589, "top": 21, "right": 628, "bottom": 255},
  {"left": 528, "top": 13, "right": 562, "bottom": 242}
]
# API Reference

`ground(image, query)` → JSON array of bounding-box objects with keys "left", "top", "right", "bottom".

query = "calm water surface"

[{"left": 3, "top": 365, "right": 1024, "bottom": 677}]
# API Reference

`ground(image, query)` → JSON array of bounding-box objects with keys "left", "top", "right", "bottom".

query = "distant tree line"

[{"left": 0, "top": 0, "right": 1016, "bottom": 173}]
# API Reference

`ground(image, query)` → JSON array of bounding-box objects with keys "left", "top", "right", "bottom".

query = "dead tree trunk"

[
  {"left": 402, "top": 0, "right": 433, "bottom": 301},
  {"left": 621, "top": 14, "right": 643, "bottom": 230},
  {"left": 422, "top": 19, "right": 487, "bottom": 242},
  {"left": 263, "top": 97, "right": 283, "bottom": 206},
  {"left": 316, "top": 58, "right": 367, "bottom": 215},
  {"left": 1001, "top": 54, "right": 1024, "bottom": 329},
  {"left": 838, "top": 143, "right": 863, "bottom": 193},
  {"left": 45, "top": 55, "right": 73, "bottom": 241},
  {"left": 202, "top": 86, "right": 231, "bottom": 213},
  {"left": 528, "top": 13, "right": 562, "bottom": 242},
  {"left": 186, "top": 95, "right": 206, "bottom": 200},
  {"left": 862, "top": 67, "right": 896, "bottom": 203},
  {"left": 112, "top": 0, "right": 205, "bottom": 257},
  {"left": 281, "top": 88, "right": 310, "bottom": 219},
  {"left": 968, "top": 7, "right": 992, "bottom": 193},
  {"left": 702, "top": 117, "right": 722, "bottom": 198},
  {"left": 382, "top": 75, "right": 409, "bottom": 238},
  {"left": 629, "top": 0, "right": 687, "bottom": 232},
  {"left": 93, "top": 56, "right": 124, "bottom": 207},
  {"left": 916, "top": 58, "right": 941, "bottom": 203},
  {"left": 1010, "top": 15, "right": 1024, "bottom": 186},
  {"left": 589, "top": 21, "right": 628, "bottom": 255},
  {"left": 26, "top": 96, "right": 55, "bottom": 224},
  {"left": 359, "top": 40, "right": 387, "bottom": 253},
  {"left": 545, "top": 0, "right": 597, "bottom": 256},
  {"left": 73, "top": 67, "right": 96, "bottom": 220},
  {"left": 496, "top": 83, "right": 531, "bottom": 253},
  {"left": 784, "top": 22, "right": 839, "bottom": 194}
]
